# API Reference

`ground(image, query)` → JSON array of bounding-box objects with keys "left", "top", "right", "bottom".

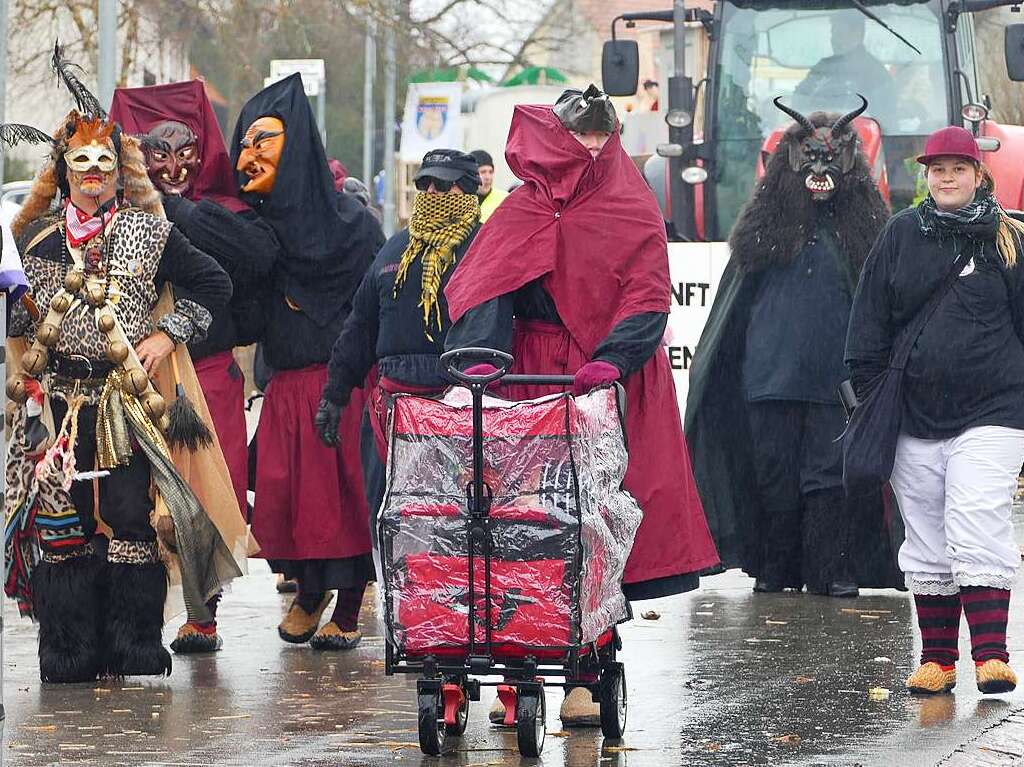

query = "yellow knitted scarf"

[{"left": 394, "top": 192, "right": 479, "bottom": 339}]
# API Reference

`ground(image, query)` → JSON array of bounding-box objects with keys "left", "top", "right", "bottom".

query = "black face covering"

[
  {"left": 230, "top": 74, "right": 381, "bottom": 327},
  {"left": 553, "top": 84, "right": 618, "bottom": 134}
]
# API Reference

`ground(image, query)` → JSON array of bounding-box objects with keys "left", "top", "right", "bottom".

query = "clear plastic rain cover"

[{"left": 379, "top": 386, "right": 642, "bottom": 660}]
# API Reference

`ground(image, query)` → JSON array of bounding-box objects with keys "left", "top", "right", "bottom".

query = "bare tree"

[
  {"left": 360, "top": 0, "right": 559, "bottom": 72},
  {"left": 8, "top": 0, "right": 198, "bottom": 96}
]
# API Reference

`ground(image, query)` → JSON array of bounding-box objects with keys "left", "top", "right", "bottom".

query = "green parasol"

[
  {"left": 408, "top": 66, "right": 494, "bottom": 84},
  {"left": 501, "top": 66, "right": 569, "bottom": 87}
]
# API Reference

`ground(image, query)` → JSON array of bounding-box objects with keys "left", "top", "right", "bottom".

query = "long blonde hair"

[{"left": 980, "top": 165, "right": 1024, "bottom": 267}]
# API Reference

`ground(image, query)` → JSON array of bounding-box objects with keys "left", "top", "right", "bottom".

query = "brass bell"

[
  {"left": 141, "top": 391, "right": 167, "bottom": 420},
  {"left": 6, "top": 377, "right": 26, "bottom": 404},
  {"left": 64, "top": 271, "right": 84, "bottom": 293},
  {"left": 86, "top": 285, "right": 106, "bottom": 307},
  {"left": 124, "top": 367, "right": 150, "bottom": 396},
  {"left": 97, "top": 314, "right": 116, "bottom": 333},
  {"left": 21, "top": 347, "right": 47, "bottom": 376},
  {"left": 158, "top": 413, "right": 170, "bottom": 433},
  {"left": 49, "top": 293, "right": 71, "bottom": 313},
  {"left": 106, "top": 341, "right": 129, "bottom": 365},
  {"left": 36, "top": 323, "right": 60, "bottom": 347}
]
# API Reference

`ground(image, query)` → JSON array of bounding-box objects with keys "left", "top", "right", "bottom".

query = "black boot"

[
  {"left": 756, "top": 506, "right": 803, "bottom": 592},
  {"left": 102, "top": 541, "right": 172, "bottom": 677},
  {"left": 754, "top": 578, "right": 793, "bottom": 593},
  {"left": 32, "top": 550, "right": 104, "bottom": 683},
  {"left": 802, "top": 489, "right": 858, "bottom": 597}
]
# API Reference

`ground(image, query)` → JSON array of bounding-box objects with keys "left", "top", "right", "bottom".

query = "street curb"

[{"left": 939, "top": 703, "right": 1024, "bottom": 765}]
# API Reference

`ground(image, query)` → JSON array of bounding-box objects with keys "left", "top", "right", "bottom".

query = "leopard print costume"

[{"left": 14, "top": 208, "right": 170, "bottom": 358}]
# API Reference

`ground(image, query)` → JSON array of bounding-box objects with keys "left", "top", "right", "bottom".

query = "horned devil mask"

[{"left": 773, "top": 95, "right": 868, "bottom": 203}]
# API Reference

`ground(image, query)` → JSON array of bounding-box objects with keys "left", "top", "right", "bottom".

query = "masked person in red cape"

[
  {"left": 231, "top": 74, "right": 385, "bottom": 649},
  {"left": 444, "top": 85, "right": 720, "bottom": 726},
  {"left": 109, "top": 80, "right": 278, "bottom": 653}
]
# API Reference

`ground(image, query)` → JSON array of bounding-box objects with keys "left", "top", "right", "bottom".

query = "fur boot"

[
  {"left": 102, "top": 552, "right": 172, "bottom": 677},
  {"left": 31, "top": 552, "right": 104, "bottom": 683}
]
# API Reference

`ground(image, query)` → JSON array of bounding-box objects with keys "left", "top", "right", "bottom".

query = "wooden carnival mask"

[
  {"left": 142, "top": 120, "right": 199, "bottom": 197},
  {"left": 236, "top": 116, "right": 285, "bottom": 195}
]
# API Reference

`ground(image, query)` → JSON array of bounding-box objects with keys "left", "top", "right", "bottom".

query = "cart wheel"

[
  {"left": 600, "top": 662, "right": 627, "bottom": 739},
  {"left": 417, "top": 684, "right": 447, "bottom": 756},
  {"left": 443, "top": 682, "right": 469, "bottom": 736},
  {"left": 516, "top": 686, "right": 546, "bottom": 757}
]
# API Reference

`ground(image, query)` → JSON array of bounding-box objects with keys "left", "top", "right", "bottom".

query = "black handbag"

[{"left": 841, "top": 249, "right": 972, "bottom": 492}]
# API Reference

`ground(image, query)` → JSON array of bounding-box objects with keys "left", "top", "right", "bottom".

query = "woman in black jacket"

[{"left": 846, "top": 126, "right": 1024, "bottom": 696}]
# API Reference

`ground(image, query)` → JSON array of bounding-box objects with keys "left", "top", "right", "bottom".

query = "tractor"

[
  {"left": 602, "top": 0, "right": 1024, "bottom": 410},
  {"left": 605, "top": 0, "right": 1024, "bottom": 241}
]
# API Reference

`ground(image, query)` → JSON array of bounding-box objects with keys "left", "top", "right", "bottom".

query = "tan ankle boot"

[
  {"left": 277, "top": 594, "right": 332, "bottom": 644},
  {"left": 559, "top": 687, "right": 600, "bottom": 727}
]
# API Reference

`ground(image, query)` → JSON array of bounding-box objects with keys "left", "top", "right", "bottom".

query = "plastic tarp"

[{"left": 379, "top": 386, "right": 642, "bottom": 660}]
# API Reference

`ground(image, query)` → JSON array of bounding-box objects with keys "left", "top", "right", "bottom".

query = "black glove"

[{"left": 314, "top": 397, "right": 343, "bottom": 447}]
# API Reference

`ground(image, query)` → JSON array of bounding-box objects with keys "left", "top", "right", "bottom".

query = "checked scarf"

[
  {"left": 918, "top": 190, "right": 999, "bottom": 242},
  {"left": 394, "top": 192, "right": 479, "bottom": 340}
]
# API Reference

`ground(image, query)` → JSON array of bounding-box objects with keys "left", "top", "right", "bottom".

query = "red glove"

[
  {"left": 573, "top": 361, "right": 620, "bottom": 396},
  {"left": 464, "top": 363, "right": 499, "bottom": 378}
]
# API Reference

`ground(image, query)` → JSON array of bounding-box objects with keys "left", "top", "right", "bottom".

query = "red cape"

[
  {"left": 445, "top": 105, "right": 669, "bottom": 356},
  {"left": 109, "top": 80, "right": 248, "bottom": 213}
]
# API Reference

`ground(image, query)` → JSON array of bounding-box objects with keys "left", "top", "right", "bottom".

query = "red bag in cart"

[{"left": 398, "top": 553, "right": 570, "bottom": 655}]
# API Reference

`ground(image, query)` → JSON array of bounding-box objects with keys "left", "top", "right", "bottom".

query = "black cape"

[
  {"left": 230, "top": 73, "right": 383, "bottom": 327},
  {"left": 684, "top": 249, "right": 904, "bottom": 588}
]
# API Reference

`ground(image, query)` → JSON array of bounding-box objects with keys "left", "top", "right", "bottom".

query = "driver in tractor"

[{"left": 793, "top": 11, "right": 896, "bottom": 125}]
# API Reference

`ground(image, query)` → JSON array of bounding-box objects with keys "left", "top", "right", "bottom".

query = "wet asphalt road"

[{"left": 3, "top": 559, "right": 1024, "bottom": 767}]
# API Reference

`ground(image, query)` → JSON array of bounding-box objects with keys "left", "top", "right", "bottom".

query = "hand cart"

[{"left": 377, "top": 348, "right": 641, "bottom": 756}]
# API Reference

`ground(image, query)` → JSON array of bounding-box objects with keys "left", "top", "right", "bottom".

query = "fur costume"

[
  {"left": 685, "top": 101, "right": 903, "bottom": 592},
  {"left": 729, "top": 114, "right": 888, "bottom": 274}
]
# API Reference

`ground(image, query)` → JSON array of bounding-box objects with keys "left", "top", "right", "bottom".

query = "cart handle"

[{"left": 441, "top": 347, "right": 513, "bottom": 386}]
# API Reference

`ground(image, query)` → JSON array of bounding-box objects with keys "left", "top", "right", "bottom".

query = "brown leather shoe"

[
  {"left": 309, "top": 622, "right": 362, "bottom": 651},
  {"left": 278, "top": 594, "right": 332, "bottom": 644},
  {"left": 906, "top": 662, "right": 956, "bottom": 694},
  {"left": 976, "top": 659, "right": 1017, "bottom": 694}
]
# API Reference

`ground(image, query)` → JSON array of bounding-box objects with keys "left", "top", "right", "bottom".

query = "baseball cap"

[
  {"left": 413, "top": 149, "right": 481, "bottom": 185},
  {"left": 917, "top": 126, "right": 982, "bottom": 165}
]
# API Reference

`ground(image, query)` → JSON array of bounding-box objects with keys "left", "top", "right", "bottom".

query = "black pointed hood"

[{"left": 230, "top": 74, "right": 383, "bottom": 326}]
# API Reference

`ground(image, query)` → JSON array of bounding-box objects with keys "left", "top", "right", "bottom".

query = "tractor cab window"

[{"left": 712, "top": 0, "right": 947, "bottom": 238}]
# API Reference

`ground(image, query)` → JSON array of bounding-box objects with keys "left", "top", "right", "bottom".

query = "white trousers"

[{"left": 889, "top": 425, "right": 1024, "bottom": 595}]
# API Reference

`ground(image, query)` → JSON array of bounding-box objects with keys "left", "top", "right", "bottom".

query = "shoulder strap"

[
  {"left": 891, "top": 247, "right": 973, "bottom": 369},
  {"left": 21, "top": 220, "right": 60, "bottom": 255}
]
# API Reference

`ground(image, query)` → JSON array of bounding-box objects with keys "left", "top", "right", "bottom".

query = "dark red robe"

[{"left": 446, "top": 106, "right": 720, "bottom": 595}]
